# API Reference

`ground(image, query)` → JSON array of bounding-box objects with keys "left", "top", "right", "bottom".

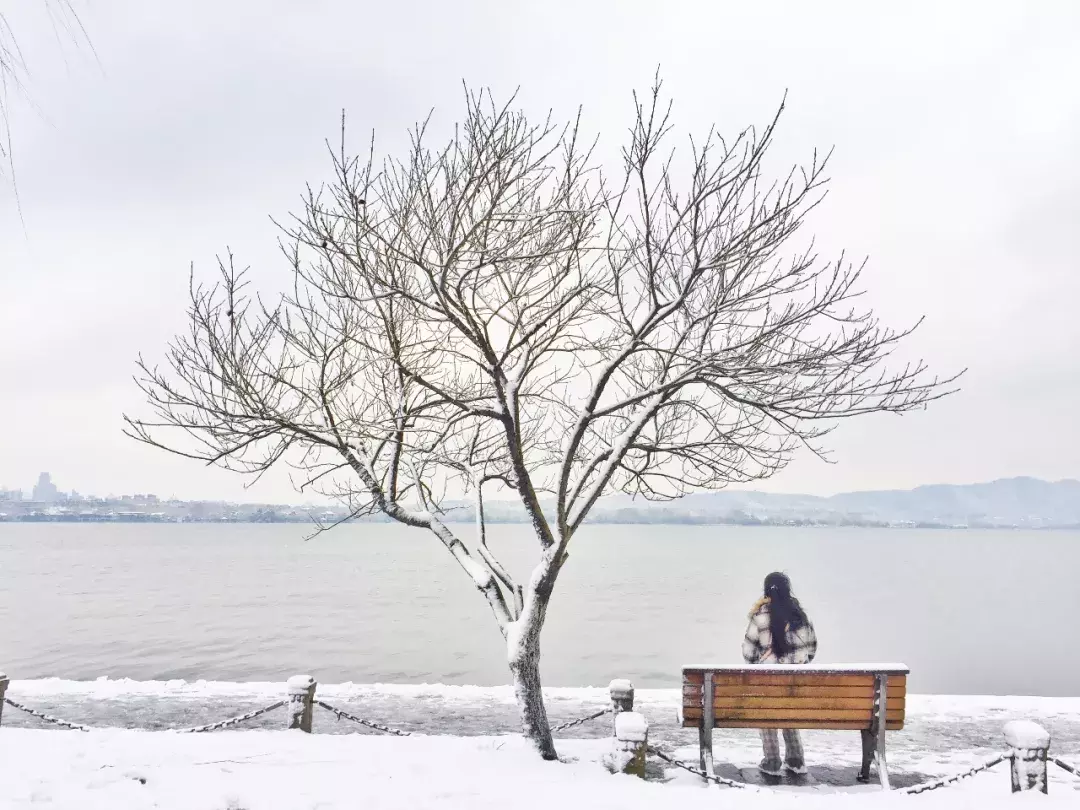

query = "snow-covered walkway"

[
  {"left": 2, "top": 728, "right": 1079, "bottom": 809},
  {"left": 2, "top": 682, "right": 1079, "bottom": 808}
]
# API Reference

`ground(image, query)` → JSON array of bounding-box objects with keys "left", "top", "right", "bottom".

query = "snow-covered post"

[
  {"left": 0, "top": 672, "right": 8, "bottom": 727},
  {"left": 609, "top": 679, "right": 634, "bottom": 736},
  {"left": 1004, "top": 721, "right": 1050, "bottom": 794},
  {"left": 613, "top": 712, "right": 649, "bottom": 778},
  {"left": 287, "top": 674, "right": 316, "bottom": 733}
]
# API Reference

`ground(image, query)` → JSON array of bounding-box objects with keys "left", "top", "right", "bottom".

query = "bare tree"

[
  {"left": 1, "top": 0, "right": 91, "bottom": 176},
  {"left": 125, "top": 82, "right": 960, "bottom": 759}
]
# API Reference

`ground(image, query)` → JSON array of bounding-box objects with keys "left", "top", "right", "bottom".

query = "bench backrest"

[{"left": 682, "top": 665, "right": 909, "bottom": 731}]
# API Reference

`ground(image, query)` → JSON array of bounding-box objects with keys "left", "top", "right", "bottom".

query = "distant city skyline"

[
  {"left": 0, "top": 471, "right": 323, "bottom": 506},
  {"left": 1, "top": 471, "right": 162, "bottom": 504},
  {"left": 2, "top": 475, "right": 1076, "bottom": 529}
]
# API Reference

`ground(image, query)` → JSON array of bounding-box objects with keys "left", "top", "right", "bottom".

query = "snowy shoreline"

[
  {"left": 8, "top": 677, "right": 1080, "bottom": 713},
  {"left": 3, "top": 680, "right": 1077, "bottom": 757}
]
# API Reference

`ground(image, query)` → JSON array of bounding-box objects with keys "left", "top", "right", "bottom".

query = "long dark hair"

[{"left": 764, "top": 572, "right": 809, "bottom": 659}]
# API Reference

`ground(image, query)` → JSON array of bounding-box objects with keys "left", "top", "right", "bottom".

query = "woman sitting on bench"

[{"left": 742, "top": 572, "right": 818, "bottom": 777}]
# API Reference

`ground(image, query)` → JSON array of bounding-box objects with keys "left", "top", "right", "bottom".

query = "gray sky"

[{"left": 1, "top": 0, "right": 1077, "bottom": 503}]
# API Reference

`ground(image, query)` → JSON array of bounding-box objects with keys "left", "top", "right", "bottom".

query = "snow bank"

[
  {"left": 2, "top": 729, "right": 1077, "bottom": 810},
  {"left": 11, "top": 679, "right": 1080, "bottom": 727},
  {"left": 12, "top": 678, "right": 1080, "bottom": 711},
  {"left": 7, "top": 678, "right": 664, "bottom": 703}
]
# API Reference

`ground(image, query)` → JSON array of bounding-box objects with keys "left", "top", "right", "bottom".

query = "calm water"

[{"left": 1, "top": 523, "right": 1078, "bottom": 696}]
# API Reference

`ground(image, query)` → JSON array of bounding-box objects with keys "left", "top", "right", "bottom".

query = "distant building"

[
  {"left": 32, "top": 473, "right": 61, "bottom": 503},
  {"left": 0, "top": 488, "right": 23, "bottom": 501}
]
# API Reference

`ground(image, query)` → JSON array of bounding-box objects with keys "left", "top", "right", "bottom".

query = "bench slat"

[
  {"left": 681, "top": 719, "right": 906, "bottom": 731},
  {"left": 684, "top": 707, "right": 905, "bottom": 723},
  {"left": 710, "top": 696, "right": 905, "bottom": 711},
  {"left": 681, "top": 666, "right": 908, "bottom": 733},
  {"left": 684, "top": 684, "right": 906, "bottom": 699},
  {"left": 685, "top": 672, "right": 906, "bottom": 688}
]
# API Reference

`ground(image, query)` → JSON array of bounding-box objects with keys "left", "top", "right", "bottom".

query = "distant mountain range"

[
  {"left": 3, "top": 477, "right": 1076, "bottom": 529},
  {"left": 470, "top": 476, "right": 1080, "bottom": 529}
]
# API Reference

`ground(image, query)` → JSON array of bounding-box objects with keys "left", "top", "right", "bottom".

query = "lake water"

[{"left": 1, "top": 523, "right": 1078, "bottom": 696}]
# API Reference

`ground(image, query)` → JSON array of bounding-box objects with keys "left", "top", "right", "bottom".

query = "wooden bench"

[{"left": 682, "top": 664, "right": 910, "bottom": 789}]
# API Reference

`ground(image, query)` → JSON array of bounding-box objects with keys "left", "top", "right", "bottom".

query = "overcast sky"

[{"left": 1, "top": 1, "right": 1077, "bottom": 503}]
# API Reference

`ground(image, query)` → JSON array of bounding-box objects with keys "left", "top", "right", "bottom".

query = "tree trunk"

[
  {"left": 507, "top": 567, "right": 557, "bottom": 760},
  {"left": 509, "top": 632, "right": 557, "bottom": 760}
]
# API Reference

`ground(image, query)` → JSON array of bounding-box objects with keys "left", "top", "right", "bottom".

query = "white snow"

[
  {"left": 683, "top": 664, "right": 911, "bottom": 674},
  {"left": 285, "top": 675, "right": 315, "bottom": 694},
  {"left": 9, "top": 679, "right": 1080, "bottom": 717},
  {"left": 2, "top": 728, "right": 1077, "bottom": 810},
  {"left": 614, "top": 711, "right": 648, "bottom": 742},
  {"left": 8, "top": 678, "right": 668, "bottom": 702},
  {"left": 608, "top": 678, "right": 633, "bottom": 697},
  {"left": 1004, "top": 721, "right": 1051, "bottom": 750},
  {"left": 504, "top": 619, "right": 525, "bottom": 665}
]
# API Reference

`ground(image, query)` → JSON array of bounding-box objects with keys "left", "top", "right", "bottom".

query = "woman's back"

[{"left": 742, "top": 598, "right": 818, "bottom": 664}]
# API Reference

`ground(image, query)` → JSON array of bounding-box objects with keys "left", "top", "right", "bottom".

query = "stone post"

[
  {"left": 613, "top": 711, "right": 649, "bottom": 778},
  {"left": 609, "top": 678, "right": 634, "bottom": 736},
  {"left": 287, "top": 674, "right": 316, "bottom": 733},
  {"left": 0, "top": 672, "right": 8, "bottom": 727},
  {"left": 1004, "top": 720, "right": 1050, "bottom": 794}
]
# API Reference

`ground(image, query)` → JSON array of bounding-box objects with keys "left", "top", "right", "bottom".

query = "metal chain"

[
  {"left": 550, "top": 707, "right": 611, "bottom": 733},
  {"left": 648, "top": 744, "right": 1016, "bottom": 795},
  {"left": 1053, "top": 757, "right": 1080, "bottom": 779},
  {"left": 648, "top": 745, "right": 751, "bottom": 789},
  {"left": 3, "top": 697, "right": 92, "bottom": 731},
  {"left": 902, "top": 753, "right": 1010, "bottom": 795},
  {"left": 175, "top": 700, "right": 286, "bottom": 733},
  {"left": 315, "top": 699, "right": 412, "bottom": 736}
]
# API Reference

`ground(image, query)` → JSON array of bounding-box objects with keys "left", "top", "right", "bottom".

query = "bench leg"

[
  {"left": 875, "top": 750, "right": 891, "bottom": 791},
  {"left": 858, "top": 729, "right": 890, "bottom": 788},
  {"left": 874, "top": 674, "right": 891, "bottom": 790},
  {"left": 859, "top": 729, "right": 874, "bottom": 783},
  {"left": 699, "top": 672, "right": 716, "bottom": 779},
  {"left": 698, "top": 723, "right": 715, "bottom": 778},
  {"left": 698, "top": 723, "right": 706, "bottom": 772}
]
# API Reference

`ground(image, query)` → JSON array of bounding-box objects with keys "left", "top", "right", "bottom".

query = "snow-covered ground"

[
  {"left": 3, "top": 728, "right": 1079, "bottom": 809},
  {"left": 2, "top": 681, "right": 1079, "bottom": 808}
]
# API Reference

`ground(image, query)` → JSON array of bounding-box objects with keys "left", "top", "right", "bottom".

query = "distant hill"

[
  {"left": 474, "top": 477, "right": 1080, "bottom": 529},
  {"left": 5, "top": 477, "right": 1076, "bottom": 528}
]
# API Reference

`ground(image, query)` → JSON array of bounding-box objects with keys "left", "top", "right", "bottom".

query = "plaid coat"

[{"left": 741, "top": 597, "right": 818, "bottom": 665}]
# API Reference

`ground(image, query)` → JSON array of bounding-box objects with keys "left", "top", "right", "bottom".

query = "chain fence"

[
  {"left": 3, "top": 697, "right": 93, "bottom": 732},
  {"left": 643, "top": 744, "right": 1028, "bottom": 796},
  {"left": 311, "top": 700, "right": 611, "bottom": 738},
  {"left": 4, "top": 696, "right": 288, "bottom": 734},
  {"left": 4, "top": 694, "right": 611, "bottom": 739},
  {"left": 901, "top": 752, "right": 1010, "bottom": 795},
  {"left": 175, "top": 700, "right": 287, "bottom": 733},
  {"left": 550, "top": 707, "right": 611, "bottom": 733},
  {"left": 647, "top": 745, "right": 751, "bottom": 789},
  {"left": 1052, "top": 757, "right": 1079, "bottom": 779},
  {"left": 315, "top": 699, "right": 412, "bottom": 736}
]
